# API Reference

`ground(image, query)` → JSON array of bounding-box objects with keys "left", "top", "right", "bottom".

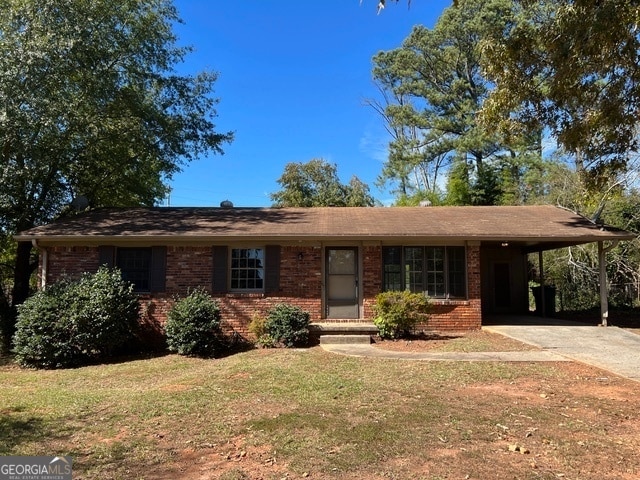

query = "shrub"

[
  {"left": 165, "top": 288, "right": 223, "bottom": 357},
  {"left": 13, "top": 267, "right": 140, "bottom": 368},
  {"left": 373, "top": 290, "right": 430, "bottom": 339},
  {"left": 264, "top": 303, "right": 310, "bottom": 347},
  {"left": 248, "top": 314, "right": 276, "bottom": 348},
  {"left": 71, "top": 267, "right": 141, "bottom": 354},
  {"left": 13, "top": 281, "right": 75, "bottom": 368}
]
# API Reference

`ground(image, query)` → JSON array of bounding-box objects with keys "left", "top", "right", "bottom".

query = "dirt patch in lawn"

[
  {"left": 152, "top": 360, "right": 639, "bottom": 480},
  {"left": 143, "top": 331, "right": 640, "bottom": 480},
  {"left": 150, "top": 436, "right": 291, "bottom": 480}
]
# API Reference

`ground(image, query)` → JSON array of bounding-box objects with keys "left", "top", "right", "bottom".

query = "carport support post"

[
  {"left": 598, "top": 240, "right": 619, "bottom": 327},
  {"left": 539, "top": 250, "right": 546, "bottom": 318}
]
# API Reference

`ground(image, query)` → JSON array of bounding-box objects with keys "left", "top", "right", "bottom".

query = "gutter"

[{"left": 14, "top": 231, "right": 637, "bottom": 244}]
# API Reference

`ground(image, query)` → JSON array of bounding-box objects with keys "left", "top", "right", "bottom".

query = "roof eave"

[{"left": 17, "top": 231, "right": 636, "bottom": 247}]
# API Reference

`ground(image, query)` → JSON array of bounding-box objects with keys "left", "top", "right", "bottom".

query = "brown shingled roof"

[{"left": 15, "top": 205, "right": 635, "bottom": 248}]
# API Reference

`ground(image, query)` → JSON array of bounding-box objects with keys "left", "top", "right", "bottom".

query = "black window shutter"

[
  {"left": 264, "top": 245, "right": 280, "bottom": 293},
  {"left": 98, "top": 246, "right": 115, "bottom": 268},
  {"left": 149, "top": 246, "right": 167, "bottom": 293},
  {"left": 212, "top": 245, "right": 228, "bottom": 293}
]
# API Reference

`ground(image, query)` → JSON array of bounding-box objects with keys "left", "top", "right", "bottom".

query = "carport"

[{"left": 479, "top": 210, "right": 635, "bottom": 326}]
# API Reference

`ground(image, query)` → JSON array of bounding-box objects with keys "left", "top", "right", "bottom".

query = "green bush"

[
  {"left": 264, "top": 303, "right": 310, "bottom": 348},
  {"left": 373, "top": 290, "right": 431, "bottom": 339},
  {"left": 248, "top": 314, "right": 276, "bottom": 348},
  {"left": 165, "top": 288, "right": 223, "bottom": 357},
  {"left": 13, "top": 267, "right": 140, "bottom": 368}
]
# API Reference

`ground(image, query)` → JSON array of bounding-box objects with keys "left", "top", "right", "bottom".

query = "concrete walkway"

[
  {"left": 320, "top": 344, "right": 568, "bottom": 362},
  {"left": 321, "top": 317, "right": 640, "bottom": 382}
]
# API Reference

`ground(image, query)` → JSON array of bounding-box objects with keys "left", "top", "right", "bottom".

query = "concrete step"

[
  {"left": 309, "top": 322, "right": 378, "bottom": 345},
  {"left": 320, "top": 334, "right": 372, "bottom": 345},
  {"left": 309, "top": 322, "right": 379, "bottom": 335}
]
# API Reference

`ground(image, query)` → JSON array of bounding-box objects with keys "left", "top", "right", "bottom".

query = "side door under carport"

[{"left": 481, "top": 246, "right": 529, "bottom": 314}]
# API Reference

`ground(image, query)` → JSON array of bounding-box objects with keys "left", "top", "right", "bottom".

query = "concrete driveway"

[{"left": 485, "top": 316, "right": 640, "bottom": 382}]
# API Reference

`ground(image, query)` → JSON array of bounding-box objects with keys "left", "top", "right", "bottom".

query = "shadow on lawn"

[
  {"left": 0, "top": 355, "right": 14, "bottom": 367},
  {"left": 96, "top": 336, "right": 257, "bottom": 366},
  {"left": 0, "top": 341, "right": 257, "bottom": 371},
  {"left": 0, "top": 415, "right": 50, "bottom": 455}
]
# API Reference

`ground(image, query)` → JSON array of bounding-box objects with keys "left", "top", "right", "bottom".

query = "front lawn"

[{"left": 1, "top": 335, "right": 639, "bottom": 479}]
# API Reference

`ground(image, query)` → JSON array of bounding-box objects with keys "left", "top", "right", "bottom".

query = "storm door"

[{"left": 326, "top": 247, "right": 359, "bottom": 319}]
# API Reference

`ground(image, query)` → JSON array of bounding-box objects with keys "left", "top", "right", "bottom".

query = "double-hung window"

[
  {"left": 212, "top": 245, "right": 279, "bottom": 294},
  {"left": 230, "top": 248, "right": 264, "bottom": 291},
  {"left": 99, "top": 245, "right": 166, "bottom": 293},
  {"left": 382, "top": 246, "right": 466, "bottom": 299},
  {"left": 117, "top": 248, "right": 152, "bottom": 292}
]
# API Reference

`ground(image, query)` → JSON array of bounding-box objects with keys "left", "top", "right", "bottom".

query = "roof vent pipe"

[{"left": 220, "top": 200, "right": 234, "bottom": 208}]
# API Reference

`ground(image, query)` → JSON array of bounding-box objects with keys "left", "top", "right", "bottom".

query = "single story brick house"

[{"left": 15, "top": 205, "right": 634, "bottom": 339}]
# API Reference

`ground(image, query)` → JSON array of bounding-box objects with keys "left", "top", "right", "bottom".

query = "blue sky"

[{"left": 168, "top": 0, "right": 452, "bottom": 207}]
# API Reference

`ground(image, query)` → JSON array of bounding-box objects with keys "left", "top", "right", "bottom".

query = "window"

[
  {"left": 116, "top": 248, "right": 152, "bottom": 292},
  {"left": 100, "top": 245, "right": 166, "bottom": 293},
  {"left": 212, "top": 245, "right": 279, "bottom": 294},
  {"left": 405, "top": 247, "right": 424, "bottom": 293},
  {"left": 230, "top": 248, "right": 264, "bottom": 290},
  {"left": 425, "top": 247, "right": 444, "bottom": 297},
  {"left": 382, "top": 246, "right": 466, "bottom": 299},
  {"left": 382, "top": 247, "right": 402, "bottom": 291}
]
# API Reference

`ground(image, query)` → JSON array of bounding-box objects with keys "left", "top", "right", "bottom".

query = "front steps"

[
  {"left": 309, "top": 322, "right": 378, "bottom": 345},
  {"left": 320, "top": 334, "right": 372, "bottom": 345}
]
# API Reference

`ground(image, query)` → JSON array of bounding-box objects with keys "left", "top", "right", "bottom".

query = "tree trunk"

[
  {"left": 0, "top": 288, "right": 13, "bottom": 353},
  {"left": 2, "top": 241, "right": 35, "bottom": 348},
  {"left": 12, "top": 241, "right": 34, "bottom": 307}
]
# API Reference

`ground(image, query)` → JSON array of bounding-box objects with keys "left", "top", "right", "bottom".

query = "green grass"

[{"left": 1, "top": 347, "right": 639, "bottom": 479}]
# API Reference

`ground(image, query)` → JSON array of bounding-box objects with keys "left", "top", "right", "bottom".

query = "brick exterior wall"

[
  {"left": 166, "top": 246, "right": 213, "bottom": 292},
  {"left": 41, "top": 242, "right": 483, "bottom": 344},
  {"left": 362, "top": 245, "right": 382, "bottom": 320},
  {"left": 45, "top": 246, "right": 101, "bottom": 284}
]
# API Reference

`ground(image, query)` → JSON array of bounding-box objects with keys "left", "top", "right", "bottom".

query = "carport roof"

[{"left": 15, "top": 205, "right": 636, "bottom": 249}]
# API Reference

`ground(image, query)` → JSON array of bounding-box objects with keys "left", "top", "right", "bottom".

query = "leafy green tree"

[
  {"left": 496, "top": 150, "right": 548, "bottom": 206},
  {"left": 445, "top": 156, "right": 511, "bottom": 206},
  {"left": 371, "top": 0, "right": 541, "bottom": 206},
  {"left": 602, "top": 190, "right": 640, "bottom": 307},
  {"left": 345, "top": 176, "right": 378, "bottom": 207},
  {"left": 0, "top": 0, "right": 233, "bottom": 346},
  {"left": 481, "top": 0, "right": 640, "bottom": 172},
  {"left": 270, "top": 159, "right": 377, "bottom": 207},
  {"left": 366, "top": 84, "right": 449, "bottom": 200},
  {"left": 445, "top": 158, "right": 472, "bottom": 206}
]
